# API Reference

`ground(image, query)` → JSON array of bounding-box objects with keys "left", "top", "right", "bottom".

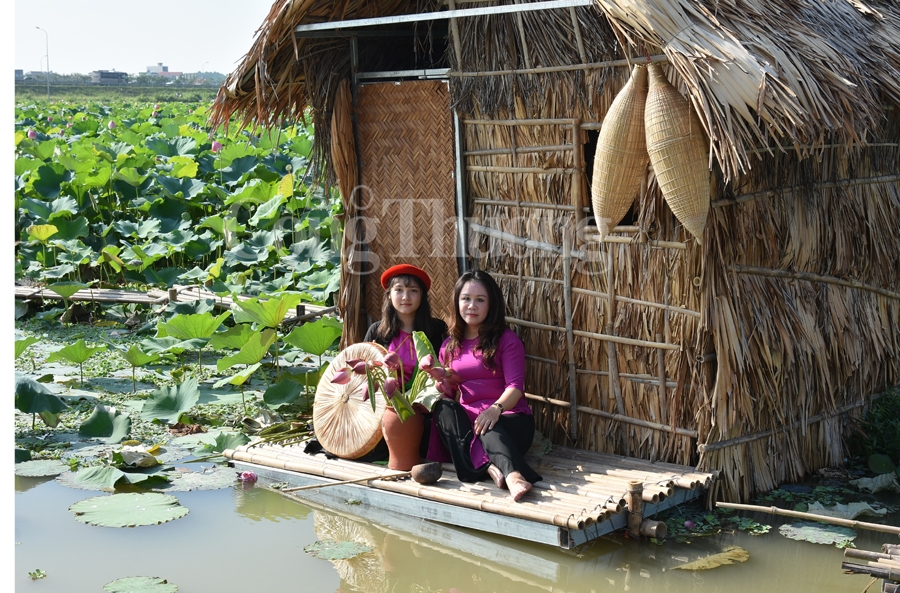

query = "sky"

[{"left": 14, "top": 0, "right": 277, "bottom": 75}]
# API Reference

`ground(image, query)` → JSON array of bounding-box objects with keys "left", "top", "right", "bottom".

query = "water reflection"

[
  {"left": 234, "top": 484, "right": 312, "bottom": 522},
  {"left": 15, "top": 475, "right": 56, "bottom": 493}
]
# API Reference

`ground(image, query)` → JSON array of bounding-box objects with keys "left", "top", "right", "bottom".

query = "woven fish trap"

[
  {"left": 590, "top": 64, "right": 649, "bottom": 239},
  {"left": 645, "top": 64, "right": 710, "bottom": 241},
  {"left": 313, "top": 342, "right": 388, "bottom": 459}
]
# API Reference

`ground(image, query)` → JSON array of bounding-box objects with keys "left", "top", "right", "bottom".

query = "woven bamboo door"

[{"left": 355, "top": 80, "right": 458, "bottom": 324}]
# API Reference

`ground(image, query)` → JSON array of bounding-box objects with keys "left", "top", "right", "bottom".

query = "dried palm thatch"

[
  {"left": 313, "top": 342, "right": 388, "bottom": 459},
  {"left": 590, "top": 64, "right": 649, "bottom": 239},
  {"left": 644, "top": 63, "right": 709, "bottom": 241}
]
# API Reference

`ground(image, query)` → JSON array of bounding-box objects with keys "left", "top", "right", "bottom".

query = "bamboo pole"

[
  {"left": 463, "top": 118, "right": 576, "bottom": 126},
  {"left": 585, "top": 232, "right": 689, "bottom": 250},
  {"left": 841, "top": 562, "right": 900, "bottom": 582},
  {"left": 729, "top": 265, "right": 900, "bottom": 301},
  {"left": 713, "top": 174, "right": 900, "bottom": 208},
  {"left": 524, "top": 393, "right": 699, "bottom": 438},
  {"left": 626, "top": 481, "right": 644, "bottom": 538},
  {"left": 451, "top": 54, "right": 668, "bottom": 77},
  {"left": 845, "top": 549, "right": 900, "bottom": 564},
  {"left": 446, "top": 0, "right": 463, "bottom": 70},
  {"left": 568, "top": 6, "right": 588, "bottom": 65},
  {"left": 465, "top": 143, "right": 575, "bottom": 156},
  {"left": 282, "top": 471, "right": 411, "bottom": 492},
  {"left": 563, "top": 228, "right": 578, "bottom": 443},
  {"left": 717, "top": 503, "right": 900, "bottom": 536},
  {"left": 507, "top": 316, "right": 680, "bottom": 350},
  {"left": 571, "top": 117, "right": 586, "bottom": 224},
  {"left": 467, "top": 165, "right": 574, "bottom": 174},
  {"left": 656, "top": 333, "right": 668, "bottom": 424}
]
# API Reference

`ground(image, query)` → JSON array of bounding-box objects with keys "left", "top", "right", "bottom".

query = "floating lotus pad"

[
  {"left": 69, "top": 492, "right": 189, "bottom": 527},
  {"left": 673, "top": 546, "right": 749, "bottom": 570},
  {"left": 779, "top": 521, "right": 857, "bottom": 547},
  {"left": 103, "top": 576, "right": 178, "bottom": 593},
  {"left": 304, "top": 539, "right": 373, "bottom": 561},
  {"left": 15, "top": 459, "right": 69, "bottom": 477},
  {"left": 157, "top": 465, "right": 238, "bottom": 492}
]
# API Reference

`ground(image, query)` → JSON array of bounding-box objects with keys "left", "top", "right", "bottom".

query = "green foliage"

[
  {"left": 69, "top": 492, "right": 189, "bottom": 527},
  {"left": 140, "top": 378, "right": 201, "bottom": 424},
  {"left": 15, "top": 374, "right": 69, "bottom": 429},
  {"left": 45, "top": 339, "right": 107, "bottom": 384},
  {"left": 233, "top": 294, "right": 304, "bottom": 329},
  {"left": 283, "top": 317, "right": 343, "bottom": 357},
  {"left": 79, "top": 404, "right": 132, "bottom": 444},
  {"left": 15, "top": 335, "right": 39, "bottom": 359},
  {"left": 850, "top": 387, "right": 900, "bottom": 465},
  {"left": 216, "top": 330, "right": 277, "bottom": 372},
  {"left": 29, "top": 569, "right": 47, "bottom": 581},
  {"left": 103, "top": 576, "right": 178, "bottom": 593}
]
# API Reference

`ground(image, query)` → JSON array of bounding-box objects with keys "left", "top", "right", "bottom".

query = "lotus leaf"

[
  {"left": 283, "top": 317, "right": 343, "bottom": 357},
  {"left": 47, "top": 280, "right": 88, "bottom": 300},
  {"left": 672, "top": 546, "right": 749, "bottom": 570},
  {"left": 224, "top": 243, "right": 270, "bottom": 266},
  {"left": 15, "top": 335, "right": 39, "bottom": 359},
  {"left": 249, "top": 194, "right": 286, "bottom": 227},
  {"left": 69, "top": 492, "right": 189, "bottom": 527},
  {"left": 15, "top": 301, "right": 30, "bottom": 320},
  {"left": 217, "top": 329, "right": 277, "bottom": 371},
  {"left": 778, "top": 521, "right": 857, "bottom": 547},
  {"left": 213, "top": 363, "right": 262, "bottom": 387},
  {"left": 16, "top": 448, "right": 32, "bottom": 463},
  {"left": 140, "top": 378, "right": 201, "bottom": 424},
  {"left": 79, "top": 404, "right": 132, "bottom": 444},
  {"left": 304, "top": 539, "right": 373, "bottom": 561},
  {"left": 27, "top": 223, "right": 59, "bottom": 243},
  {"left": 15, "top": 459, "right": 69, "bottom": 478},
  {"left": 160, "top": 465, "right": 237, "bottom": 492},
  {"left": 850, "top": 473, "right": 900, "bottom": 494},
  {"left": 868, "top": 454, "right": 897, "bottom": 474},
  {"left": 806, "top": 501, "right": 888, "bottom": 521},
  {"left": 103, "top": 576, "right": 178, "bottom": 593},
  {"left": 263, "top": 380, "right": 305, "bottom": 408},
  {"left": 15, "top": 373, "right": 69, "bottom": 415},
  {"left": 209, "top": 324, "right": 256, "bottom": 351},
  {"left": 193, "top": 431, "right": 250, "bottom": 456},
  {"left": 63, "top": 465, "right": 127, "bottom": 491},
  {"left": 49, "top": 216, "right": 90, "bottom": 240},
  {"left": 160, "top": 311, "right": 231, "bottom": 341},
  {"left": 116, "top": 445, "right": 161, "bottom": 469}
]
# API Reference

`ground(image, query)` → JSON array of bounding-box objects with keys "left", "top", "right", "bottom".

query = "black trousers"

[{"left": 432, "top": 399, "right": 542, "bottom": 484}]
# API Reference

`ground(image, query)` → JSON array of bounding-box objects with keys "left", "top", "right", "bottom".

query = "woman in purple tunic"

[{"left": 429, "top": 270, "right": 542, "bottom": 502}]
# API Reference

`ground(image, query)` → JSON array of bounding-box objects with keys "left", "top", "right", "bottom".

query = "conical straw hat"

[
  {"left": 313, "top": 342, "right": 388, "bottom": 459},
  {"left": 645, "top": 64, "right": 710, "bottom": 241},
  {"left": 591, "top": 64, "right": 649, "bottom": 239}
]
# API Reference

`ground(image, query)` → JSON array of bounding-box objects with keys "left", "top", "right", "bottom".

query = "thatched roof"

[{"left": 209, "top": 0, "right": 900, "bottom": 180}]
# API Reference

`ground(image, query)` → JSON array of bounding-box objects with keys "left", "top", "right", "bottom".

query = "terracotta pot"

[{"left": 382, "top": 407, "right": 424, "bottom": 471}]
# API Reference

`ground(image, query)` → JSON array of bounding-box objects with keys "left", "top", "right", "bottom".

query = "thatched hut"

[{"left": 209, "top": 0, "right": 900, "bottom": 502}]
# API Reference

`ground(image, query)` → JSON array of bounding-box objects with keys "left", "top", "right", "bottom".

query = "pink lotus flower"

[
  {"left": 419, "top": 354, "right": 435, "bottom": 372},
  {"left": 154, "top": 104, "right": 160, "bottom": 110},
  {"left": 27, "top": 129, "right": 36, "bottom": 139},
  {"left": 331, "top": 368, "right": 352, "bottom": 385},
  {"left": 382, "top": 377, "right": 399, "bottom": 398},
  {"left": 152, "top": 111, "right": 159, "bottom": 118},
  {"left": 351, "top": 361, "right": 368, "bottom": 375},
  {"left": 361, "top": 385, "right": 369, "bottom": 402},
  {"left": 428, "top": 367, "right": 447, "bottom": 381},
  {"left": 239, "top": 471, "right": 258, "bottom": 483},
  {"left": 211, "top": 140, "right": 223, "bottom": 153},
  {"left": 383, "top": 351, "right": 401, "bottom": 371},
  {"left": 684, "top": 520, "right": 695, "bottom": 530},
  {"left": 47, "top": 116, "right": 53, "bottom": 122},
  {"left": 107, "top": 121, "right": 116, "bottom": 130},
  {"left": 437, "top": 380, "right": 455, "bottom": 397},
  {"left": 345, "top": 358, "right": 364, "bottom": 368}
]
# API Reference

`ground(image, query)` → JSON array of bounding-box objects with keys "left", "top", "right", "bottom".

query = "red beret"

[{"left": 381, "top": 264, "right": 431, "bottom": 291}]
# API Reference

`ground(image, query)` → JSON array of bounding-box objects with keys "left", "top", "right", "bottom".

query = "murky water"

[{"left": 14, "top": 467, "right": 897, "bottom": 593}]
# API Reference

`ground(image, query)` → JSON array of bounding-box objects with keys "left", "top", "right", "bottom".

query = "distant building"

[
  {"left": 146, "top": 63, "right": 182, "bottom": 78},
  {"left": 91, "top": 70, "right": 128, "bottom": 85},
  {"left": 15, "top": 69, "right": 24, "bottom": 80}
]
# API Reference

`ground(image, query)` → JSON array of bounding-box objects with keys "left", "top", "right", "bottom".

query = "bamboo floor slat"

[{"left": 225, "top": 440, "right": 715, "bottom": 533}]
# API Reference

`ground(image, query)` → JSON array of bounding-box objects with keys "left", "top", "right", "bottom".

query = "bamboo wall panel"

[{"left": 356, "top": 80, "right": 459, "bottom": 323}]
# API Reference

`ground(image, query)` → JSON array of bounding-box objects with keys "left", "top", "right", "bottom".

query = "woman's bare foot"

[
  {"left": 486, "top": 464, "right": 505, "bottom": 489},
  {"left": 507, "top": 471, "right": 532, "bottom": 502}
]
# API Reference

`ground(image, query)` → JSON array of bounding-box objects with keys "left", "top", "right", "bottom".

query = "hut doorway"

[{"left": 355, "top": 79, "right": 459, "bottom": 325}]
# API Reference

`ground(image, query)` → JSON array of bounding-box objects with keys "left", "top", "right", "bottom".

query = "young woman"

[
  {"left": 428, "top": 270, "right": 542, "bottom": 502},
  {"left": 363, "top": 264, "right": 448, "bottom": 460}
]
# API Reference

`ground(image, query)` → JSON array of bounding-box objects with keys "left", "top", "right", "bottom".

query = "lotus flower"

[
  {"left": 428, "top": 367, "right": 447, "bottom": 381},
  {"left": 437, "top": 380, "right": 455, "bottom": 397},
  {"left": 330, "top": 368, "right": 352, "bottom": 385},
  {"left": 351, "top": 361, "right": 368, "bottom": 375},
  {"left": 383, "top": 351, "right": 401, "bottom": 371},
  {"left": 361, "top": 385, "right": 369, "bottom": 402},
  {"left": 684, "top": 520, "right": 695, "bottom": 530},
  {"left": 211, "top": 140, "right": 223, "bottom": 153},
  {"left": 27, "top": 129, "right": 36, "bottom": 139},
  {"left": 107, "top": 121, "right": 116, "bottom": 130},
  {"left": 47, "top": 116, "right": 53, "bottom": 122},
  {"left": 152, "top": 111, "right": 159, "bottom": 118},
  {"left": 419, "top": 354, "right": 435, "bottom": 372},
  {"left": 382, "top": 377, "right": 399, "bottom": 399},
  {"left": 154, "top": 104, "right": 160, "bottom": 110},
  {"left": 345, "top": 358, "right": 364, "bottom": 368},
  {"left": 239, "top": 471, "right": 258, "bottom": 483}
]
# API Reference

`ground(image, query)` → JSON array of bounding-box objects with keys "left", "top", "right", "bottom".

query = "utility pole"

[{"left": 35, "top": 27, "right": 50, "bottom": 101}]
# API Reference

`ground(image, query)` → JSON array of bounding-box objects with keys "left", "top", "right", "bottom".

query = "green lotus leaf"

[
  {"left": 114, "top": 219, "right": 161, "bottom": 240},
  {"left": 32, "top": 163, "right": 72, "bottom": 199},
  {"left": 157, "top": 176, "right": 206, "bottom": 199},
  {"left": 223, "top": 243, "right": 269, "bottom": 267},
  {"left": 114, "top": 167, "right": 149, "bottom": 187},
  {"left": 868, "top": 453, "right": 896, "bottom": 474},
  {"left": 213, "top": 363, "right": 261, "bottom": 387},
  {"left": 304, "top": 539, "right": 373, "bottom": 561},
  {"left": 138, "top": 337, "right": 207, "bottom": 356},
  {"left": 140, "top": 378, "right": 201, "bottom": 424},
  {"left": 27, "top": 223, "right": 59, "bottom": 243},
  {"left": 778, "top": 521, "right": 857, "bottom": 547},
  {"left": 69, "top": 465, "right": 127, "bottom": 491},
  {"left": 193, "top": 432, "right": 250, "bottom": 455},
  {"left": 15, "top": 301, "right": 30, "bottom": 320},
  {"left": 79, "top": 404, "right": 132, "bottom": 444},
  {"left": 120, "top": 345, "right": 160, "bottom": 368},
  {"left": 69, "top": 492, "right": 189, "bottom": 527},
  {"left": 16, "top": 448, "right": 32, "bottom": 463},
  {"left": 146, "top": 135, "right": 197, "bottom": 157},
  {"left": 169, "top": 155, "right": 198, "bottom": 178},
  {"left": 15, "top": 336, "right": 39, "bottom": 359},
  {"left": 103, "top": 576, "right": 178, "bottom": 593},
  {"left": 99, "top": 245, "right": 125, "bottom": 272},
  {"left": 161, "top": 312, "right": 231, "bottom": 341},
  {"left": 283, "top": 317, "right": 343, "bottom": 357},
  {"left": 248, "top": 194, "right": 286, "bottom": 227},
  {"left": 22, "top": 196, "right": 79, "bottom": 221},
  {"left": 40, "top": 263, "right": 77, "bottom": 279},
  {"left": 79, "top": 163, "right": 112, "bottom": 188},
  {"left": 209, "top": 324, "right": 256, "bottom": 351},
  {"left": 219, "top": 155, "right": 259, "bottom": 185},
  {"left": 167, "top": 297, "right": 217, "bottom": 316},
  {"left": 49, "top": 216, "right": 90, "bottom": 240},
  {"left": 15, "top": 374, "right": 69, "bottom": 415},
  {"left": 47, "top": 280, "right": 88, "bottom": 300},
  {"left": 40, "top": 410, "right": 65, "bottom": 428},
  {"left": 279, "top": 236, "right": 339, "bottom": 273},
  {"left": 263, "top": 380, "right": 305, "bottom": 408},
  {"left": 216, "top": 329, "right": 277, "bottom": 372},
  {"left": 46, "top": 339, "right": 107, "bottom": 365},
  {"left": 15, "top": 459, "right": 69, "bottom": 477},
  {"left": 198, "top": 214, "right": 245, "bottom": 237},
  {"left": 233, "top": 294, "right": 304, "bottom": 329}
]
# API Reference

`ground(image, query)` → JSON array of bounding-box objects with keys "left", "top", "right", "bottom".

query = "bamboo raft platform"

[
  {"left": 224, "top": 442, "right": 716, "bottom": 549},
  {"left": 14, "top": 285, "right": 336, "bottom": 325},
  {"left": 843, "top": 544, "right": 900, "bottom": 593}
]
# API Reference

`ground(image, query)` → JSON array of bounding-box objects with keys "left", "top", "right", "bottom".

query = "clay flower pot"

[{"left": 382, "top": 407, "right": 424, "bottom": 471}]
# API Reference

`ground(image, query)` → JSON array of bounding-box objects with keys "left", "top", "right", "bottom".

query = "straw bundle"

[
  {"left": 645, "top": 64, "right": 710, "bottom": 241},
  {"left": 312, "top": 342, "right": 388, "bottom": 459},
  {"left": 590, "top": 64, "right": 649, "bottom": 239}
]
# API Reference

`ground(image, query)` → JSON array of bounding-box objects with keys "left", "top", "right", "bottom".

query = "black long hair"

[
  {"left": 372, "top": 273, "right": 437, "bottom": 343},
  {"left": 442, "top": 270, "right": 507, "bottom": 369}
]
